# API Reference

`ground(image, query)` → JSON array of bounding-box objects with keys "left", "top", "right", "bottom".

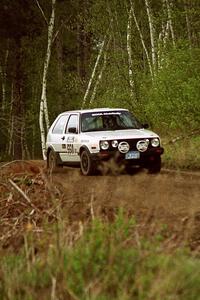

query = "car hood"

[{"left": 81, "top": 129, "right": 159, "bottom": 140}]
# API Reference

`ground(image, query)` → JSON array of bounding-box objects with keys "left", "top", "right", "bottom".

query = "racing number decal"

[
  {"left": 67, "top": 143, "right": 74, "bottom": 154},
  {"left": 66, "top": 143, "right": 77, "bottom": 154}
]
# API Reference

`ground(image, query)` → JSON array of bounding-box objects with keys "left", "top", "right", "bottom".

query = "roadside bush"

[{"left": 0, "top": 213, "right": 200, "bottom": 300}]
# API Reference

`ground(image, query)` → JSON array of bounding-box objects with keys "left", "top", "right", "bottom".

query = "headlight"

[
  {"left": 100, "top": 140, "right": 109, "bottom": 150},
  {"left": 111, "top": 140, "right": 118, "bottom": 148},
  {"left": 151, "top": 138, "right": 160, "bottom": 147}
]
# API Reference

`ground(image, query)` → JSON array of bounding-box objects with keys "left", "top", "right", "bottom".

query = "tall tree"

[
  {"left": 127, "top": 8, "right": 136, "bottom": 99},
  {"left": 144, "top": 0, "right": 157, "bottom": 73},
  {"left": 81, "top": 35, "right": 107, "bottom": 109},
  {"left": 38, "top": 0, "right": 56, "bottom": 160}
]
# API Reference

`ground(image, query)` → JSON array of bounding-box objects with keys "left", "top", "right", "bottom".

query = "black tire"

[
  {"left": 148, "top": 156, "right": 161, "bottom": 174},
  {"left": 47, "top": 149, "right": 62, "bottom": 173},
  {"left": 80, "top": 149, "right": 95, "bottom": 175}
]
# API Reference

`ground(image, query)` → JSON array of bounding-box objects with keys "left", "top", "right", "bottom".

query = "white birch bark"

[
  {"left": 157, "top": 21, "right": 169, "bottom": 69},
  {"left": 184, "top": 2, "right": 192, "bottom": 48},
  {"left": 144, "top": 0, "right": 156, "bottom": 70},
  {"left": 165, "top": 0, "right": 175, "bottom": 46},
  {"left": 39, "top": 0, "right": 56, "bottom": 160},
  {"left": 130, "top": 1, "right": 153, "bottom": 79},
  {"left": 157, "top": 30, "right": 163, "bottom": 70},
  {"left": 127, "top": 9, "right": 135, "bottom": 99},
  {"left": 35, "top": 0, "right": 48, "bottom": 24},
  {"left": 163, "top": 21, "right": 170, "bottom": 47},
  {"left": 39, "top": 102, "right": 46, "bottom": 159},
  {"left": 89, "top": 38, "right": 111, "bottom": 106},
  {"left": 81, "top": 36, "right": 106, "bottom": 109}
]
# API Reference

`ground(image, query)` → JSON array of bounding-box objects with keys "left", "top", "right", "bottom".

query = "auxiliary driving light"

[
  {"left": 111, "top": 140, "right": 118, "bottom": 148},
  {"left": 100, "top": 140, "right": 109, "bottom": 150}
]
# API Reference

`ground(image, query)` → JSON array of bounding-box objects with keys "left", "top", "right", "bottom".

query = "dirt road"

[
  {"left": 53, "top": 166, "right": 200, "bottom": 221},
  {"left": 0, "top": 161, "right": 200, "bottom": 250},
  {"left": 52, "top": 166, "right": 200, "bottom": 249}
]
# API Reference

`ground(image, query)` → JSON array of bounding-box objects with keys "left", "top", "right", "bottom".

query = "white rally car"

[{"left": 46, "top": 108, "right": 164, "bottom": 175}]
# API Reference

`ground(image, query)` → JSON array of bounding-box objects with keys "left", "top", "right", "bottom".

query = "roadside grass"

[
  {"left": 0, "top": 212, "right": 200, "bottom": 300},
  {"left": 162, "top": 135, "right": 200, "bottom": 170}
]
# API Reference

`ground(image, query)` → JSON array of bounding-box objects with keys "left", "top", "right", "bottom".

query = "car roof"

[{"left": 59, "top": 108, "right": 129, "bottom": 115}]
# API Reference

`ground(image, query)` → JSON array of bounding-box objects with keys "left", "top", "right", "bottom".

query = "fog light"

[{"left": 111, "top": 140, "right": 118, "bottom": 148}]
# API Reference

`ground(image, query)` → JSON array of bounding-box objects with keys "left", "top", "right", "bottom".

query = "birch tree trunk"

[
  {"left": 157, "top": 0, "right": 175, "bottom": 68},
  {"left": 81, "top": 36, "right": 106, "bottom": 109},
  {"left": 144, "top": 0, "right": 157, "bottom": 71},
  {"left": 163, "top": 21, "right": 170, "bottom": 47},
  {"left": 127, "top": 9, "right": 135, "bottom": 99},
  {"left": 39, "top": 0, "right": 56, "bottom": 160},
  {"left": 165, "top": 0, "right": 175, "bottom": 46},
  {"left": 184, "top": 1, "right": 192, "bottom": 48},
  {"left": 157, "top": 19, "right": 169, "bottom": 69},
  {"left": 89, "top": 37, "right": 111, "bottom": 107},
  {"left": 130, "top": 1, "right": 153, "bottom": 79}
]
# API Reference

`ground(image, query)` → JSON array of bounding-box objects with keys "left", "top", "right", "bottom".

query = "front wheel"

[
  {"left": 80, "top": 150, "right": 96, "bottom": 175},
  {"left": 148, "top": 156, "right": 161, "bottom": 174}
]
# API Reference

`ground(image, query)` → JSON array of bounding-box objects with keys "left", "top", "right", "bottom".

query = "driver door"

[{"left": 60, "top": 113, "right": 80, "bottom": 162}]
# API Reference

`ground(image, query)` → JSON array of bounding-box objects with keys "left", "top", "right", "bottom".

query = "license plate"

[{"left": 125, "top": 151, "right": 140, "bottom": 159}]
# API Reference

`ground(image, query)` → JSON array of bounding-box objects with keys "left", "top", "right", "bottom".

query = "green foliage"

[
  {"left": 143, "top": 46, "right": 200, "bottom": 134},
  {"left": 1, "top": 215, "right": 200, "bottom": 299}
]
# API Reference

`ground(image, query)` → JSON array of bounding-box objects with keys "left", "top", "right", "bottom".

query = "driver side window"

[{"left": 66, "top": 115, "right": 78, "bottom": 133}]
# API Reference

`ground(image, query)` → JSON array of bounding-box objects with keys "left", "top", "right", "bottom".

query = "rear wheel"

[
  {"left": 148, "top": 156, "right": 161, "bottom": 174},
  {"left": 47, "top": 149, "right": 62, "bottom": 173},
  {"left": 80, "top": 150, "right": 95, "bottom": 175}
]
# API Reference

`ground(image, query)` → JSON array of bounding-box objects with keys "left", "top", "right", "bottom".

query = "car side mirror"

[
  {"left": 68, "top": 127, "right": 77, "bottom": 134},
  {"left": 142, "top": 123, "right": 149, "bottom": 129}
]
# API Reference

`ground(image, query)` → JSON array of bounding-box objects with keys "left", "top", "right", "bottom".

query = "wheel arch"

[
  {"left": 79, "top": 145, "right": 90, "bottom": 156},
  {"left": 47, "top": 146, "right": 63, "bottom": 167},
  {"left": 47, "top": 146, "right": 56, "bottom": 158}
]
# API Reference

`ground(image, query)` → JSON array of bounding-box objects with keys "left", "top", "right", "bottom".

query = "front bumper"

[{"left": 90, "top": 147, "right": 164, "bottom": 165}]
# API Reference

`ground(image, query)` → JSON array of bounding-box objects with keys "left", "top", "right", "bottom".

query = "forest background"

[{"left": 0, "top": 0, "right": 200, "bottom": 167}]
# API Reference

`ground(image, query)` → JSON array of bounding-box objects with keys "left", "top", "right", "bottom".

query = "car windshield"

[{"left": 81, "top": 111, "right": 142, "bottom": 132}]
